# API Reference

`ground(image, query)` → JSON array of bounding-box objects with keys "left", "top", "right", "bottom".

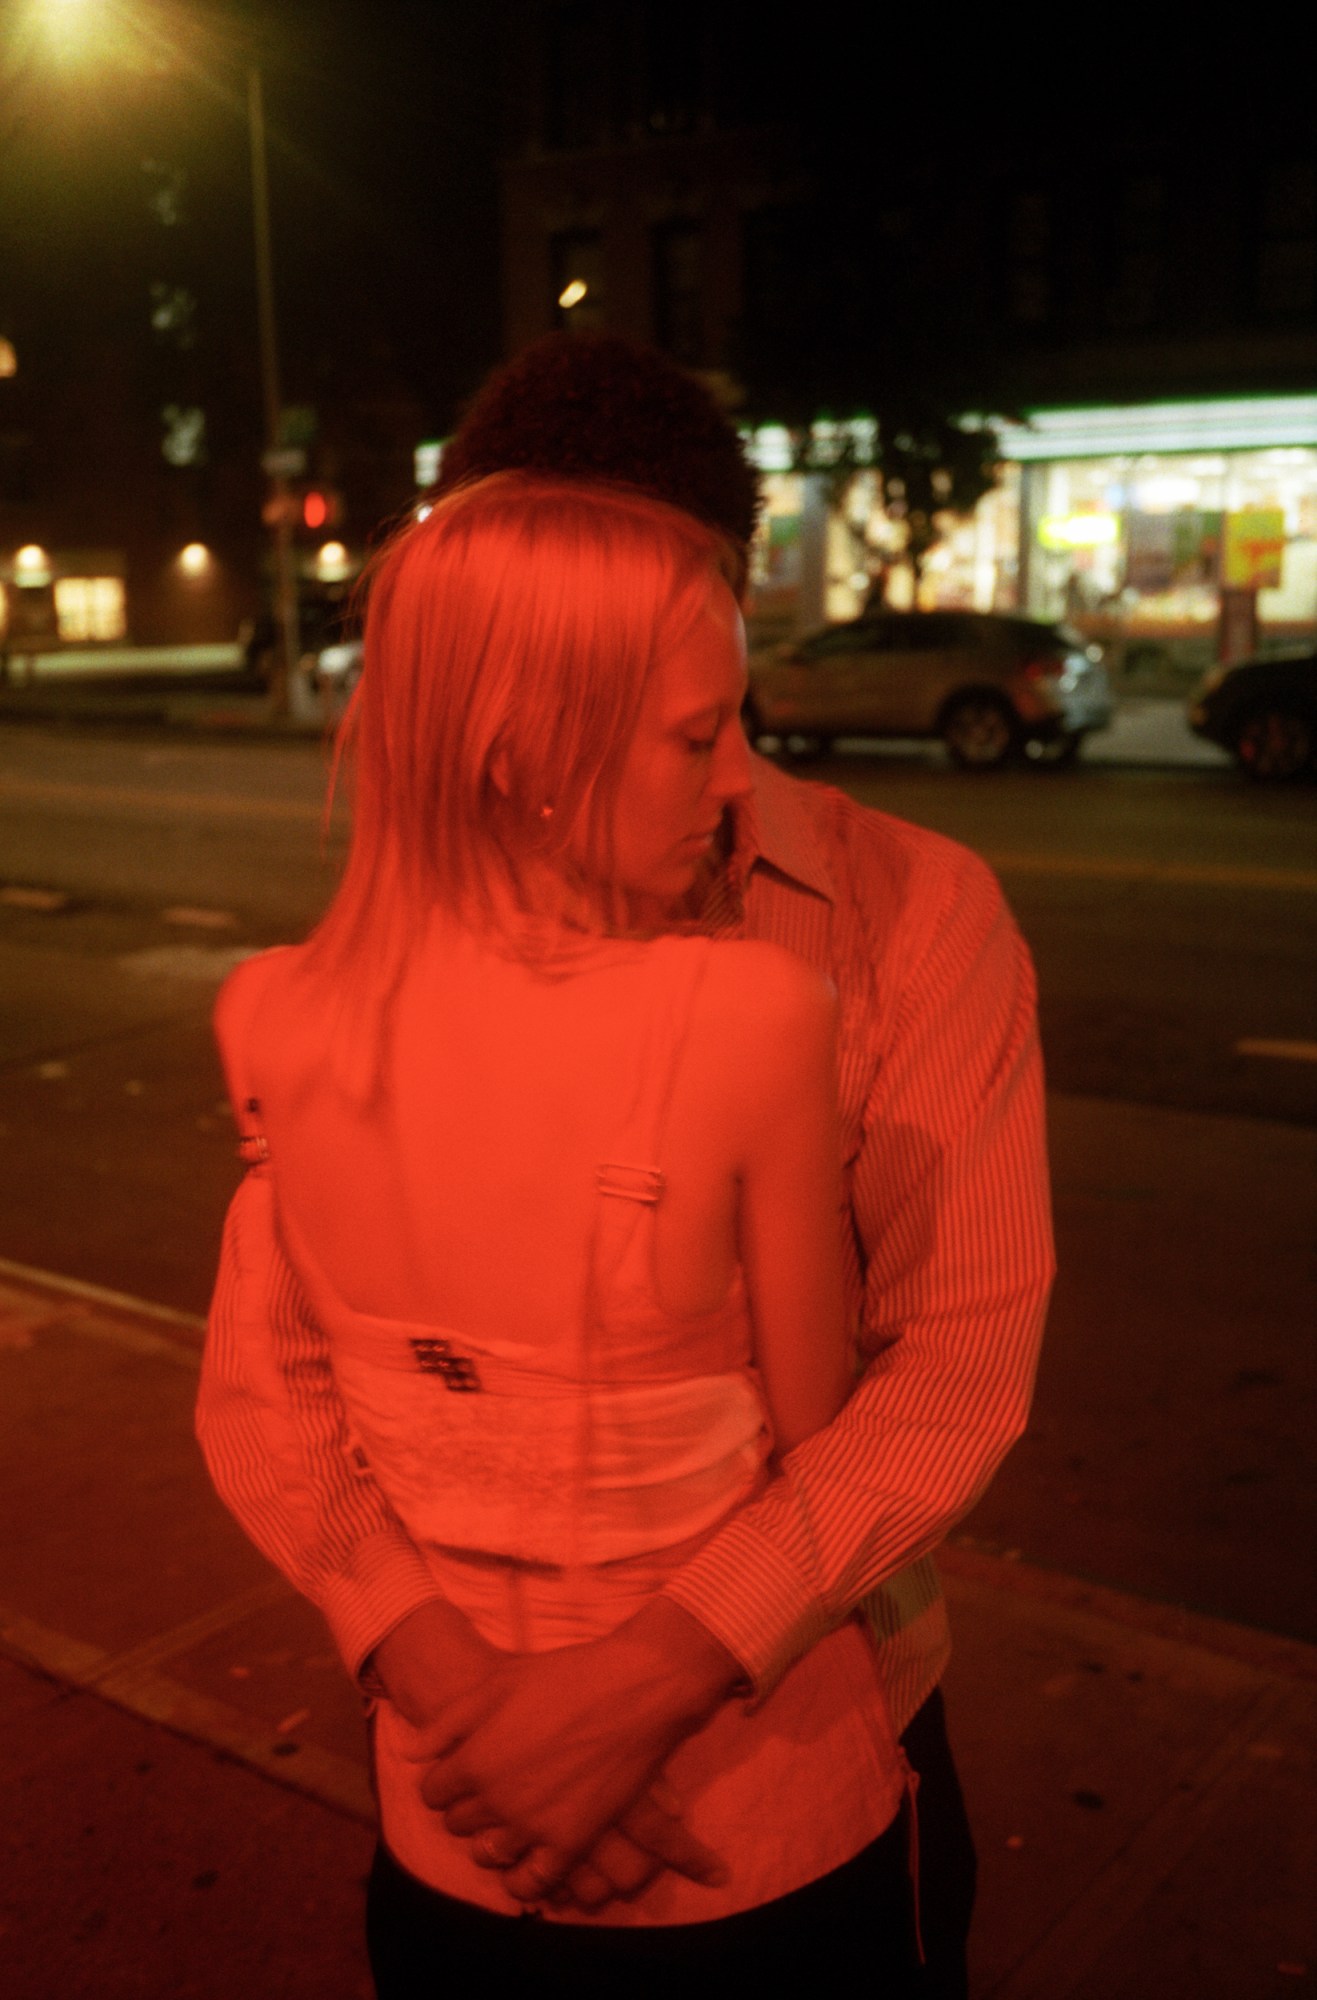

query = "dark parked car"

[
  {"left": 1187, "top": 649, "right": 1317, "bottom": 780},
  {"left": 744, "top": 611, "right": 1112, "bottom": 769}
]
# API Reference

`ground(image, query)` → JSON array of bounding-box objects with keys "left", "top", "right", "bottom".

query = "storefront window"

[
  {"left": 744, "top": 404, "right": 1317, "bottom": 669},
  {"left": 1019, "top": 446, "right": 1317, "bottom": 674},
  {"left": 748, "top": 472, "right": 804, "bottom": 623}
]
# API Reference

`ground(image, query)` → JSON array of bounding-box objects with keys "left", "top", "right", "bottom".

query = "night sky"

[{"left": 0, "top": 0, "right": 1310, "bottom": 442}]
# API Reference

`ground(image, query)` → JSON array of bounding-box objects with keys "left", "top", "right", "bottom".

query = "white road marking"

[
  {"left": 118, "top": 944, "right": 258, "bottom": 982},
  {"left": 1, "top": 884, "right": 70, "bottom": 910},
  {"left": 162, "top": 905, "right": 239, "bottom": 929},
  {"left": 1235, "top": 1038, "right": 1317, "bottom": 1063}
]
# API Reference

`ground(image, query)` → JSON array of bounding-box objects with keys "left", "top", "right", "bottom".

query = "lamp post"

[
  {"left": 24, "top": 1, "right": 302, "bottom": 710},
  {"left": 245, "top": 63, "right": 300, "bottom": 717}
]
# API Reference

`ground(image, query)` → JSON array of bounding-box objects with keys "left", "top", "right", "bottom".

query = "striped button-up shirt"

[{"left": 197, "top": 752, "right": 1054, "bottom": 1733}]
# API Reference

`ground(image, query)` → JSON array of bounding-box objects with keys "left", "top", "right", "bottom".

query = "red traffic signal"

[{"left": 301, "top": 487, "right": 341, "bottom": 531}]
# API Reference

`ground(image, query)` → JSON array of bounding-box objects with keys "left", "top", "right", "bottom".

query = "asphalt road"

[{"left": 1, "top": 722, "right": 1314, "bottom": 1643}]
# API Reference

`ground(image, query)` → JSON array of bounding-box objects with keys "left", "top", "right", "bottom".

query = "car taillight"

[{"left": 1021, "top": 658, "right": 1064, "bottom": 683}]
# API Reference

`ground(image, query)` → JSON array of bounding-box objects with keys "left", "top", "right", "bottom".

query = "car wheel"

[
  {"left": 1234, "top": 707, "right": 1313, "bottom": 781},
  {"left": 942, "top": 693, "right": 1019, "bottom": 770},
  {"left": 1024, "top": 731, "right": 1085, "bottom": 768}
]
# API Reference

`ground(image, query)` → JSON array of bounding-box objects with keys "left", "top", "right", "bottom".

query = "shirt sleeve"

[
  {"left": 195, "top": 1163, "right": 444, "bottom": 1682},
  {"left": 663, "top": 835, "right": 1055, "bottom": 1694}
]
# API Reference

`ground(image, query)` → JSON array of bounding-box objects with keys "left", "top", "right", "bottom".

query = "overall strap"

[
  {"left": 567, "top": 934, "right": 717, "bottom": 1572},
  {"left": 213, "top": 948, "right": 288, "bottom": 1167},
  {"left": 594, "top": 934, "right": 715, "bottom": 1208}
]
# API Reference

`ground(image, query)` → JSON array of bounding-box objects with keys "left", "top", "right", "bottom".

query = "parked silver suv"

[{"left": 745, "top": 611, "right": 1112, "bottom": 767}]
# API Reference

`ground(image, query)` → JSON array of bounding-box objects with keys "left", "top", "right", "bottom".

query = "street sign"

[
  {"left": 1223, "top": 509, "right": 1286, "bottom": 589},
  {"left": 261, "top": 446, "right": 307, "bottom": 478}
]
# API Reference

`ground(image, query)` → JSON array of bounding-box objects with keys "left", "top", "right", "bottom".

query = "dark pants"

[
  {"left": 902, "top": 1687, "right": 977, "bottom": 1999},
  {"left": 367, "top": 1688, "right": 974, "bottom": 1999}
]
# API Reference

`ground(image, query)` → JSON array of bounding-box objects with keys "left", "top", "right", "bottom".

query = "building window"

[
  {"left": 150, "top": 282, "right": 198, "bottom": 349},
  {"left": 741, "top": 204, "right": 813, "bottom": 360},
  {"left": 1257, "top": 160, "right": 1317, "bottom": 319},
  {"left": 551, "top": 229, "right": 606, "bottom": 330},
  {"left": 543, "top": 5, "right": 601, "bottom": 150},
  {"left": 142, "top": 159, "right": 187, "bottom": 228},
  {"left": 1105, "top": 174, "right": 1166, "bottom": 331},
  {"left": 641, "top": 0, "right": 704, "bottom": 136},
  {"left": 54, "top": 577, "right": 127, "bottom": 642},
  {"left": 0, "top": 429, "right": 33, "bottom": 504},
  {"left": 1008, "top": 191, "right": 1051, "bottom": 326},
  {"left": 161, "top": 404, "right": 206, "bottom": 466},
  {"left": 652, "top": 220, "right": 704, "bottom": 363}
]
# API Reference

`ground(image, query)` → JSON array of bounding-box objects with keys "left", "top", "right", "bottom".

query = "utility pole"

[{"left": 247, "top": 64, "right": 300, "bottom": 718}]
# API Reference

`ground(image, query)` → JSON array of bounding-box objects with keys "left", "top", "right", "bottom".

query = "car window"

[
  {"left": 797, "top": 622, "right": 881, "bottom": 661},
  {"left": 873, "top": 614, "right": 975, "bottom": 651},
  {"left": 998, "top": 618, "right": 1072, "bottom": 654}
]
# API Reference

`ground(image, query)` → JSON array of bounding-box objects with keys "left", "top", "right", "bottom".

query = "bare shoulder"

[
  {"left": 699, "top": 939, "right": 837, "bottom": 1054},
  {"left": 213, "top": 944, "right": 297, "bottom": 1049}
]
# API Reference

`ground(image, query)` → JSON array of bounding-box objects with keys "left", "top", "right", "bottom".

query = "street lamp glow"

[
  {"left": 15, "top": 544, "right": 49, "bottom": 574},
  {"left": 558, "top": 280, "right": 588, "bottom": 309},
  {"left": 314, "top": 540, "right": 350, "bottom": 582},
  {"left": 178, "top": 541, "right": 211, "bottom": 575}
]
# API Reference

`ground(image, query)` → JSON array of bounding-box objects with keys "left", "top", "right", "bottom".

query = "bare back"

[{"left": 261, "top": 930, "right": 788, "bottom": 1350}]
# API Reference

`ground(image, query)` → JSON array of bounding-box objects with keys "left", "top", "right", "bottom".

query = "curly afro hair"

[{"left": 435, "top": 334, "right": 761, "bottom": 550}]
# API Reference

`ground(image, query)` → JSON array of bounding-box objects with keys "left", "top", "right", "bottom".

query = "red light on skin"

[{"left": 303, "top": 491, "right": 329, "bottom": 531}]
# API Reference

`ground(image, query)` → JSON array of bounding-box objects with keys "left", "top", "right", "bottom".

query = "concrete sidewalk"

[{"left": 1, "top": 1259, "right": 1312, "bottom": 1999}]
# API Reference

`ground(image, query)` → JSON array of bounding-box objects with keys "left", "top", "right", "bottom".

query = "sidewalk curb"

[
  {"left": 940, "top": 1542, "right": 1317, "bottom": 1685},
  {"left": 3, "top": 1257, "right": 1313, "bottom": 2000}
]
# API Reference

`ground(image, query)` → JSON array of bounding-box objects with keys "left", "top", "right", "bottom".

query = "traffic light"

[{"left": 300, "top": 487, "right": 341, "bottom": 531}]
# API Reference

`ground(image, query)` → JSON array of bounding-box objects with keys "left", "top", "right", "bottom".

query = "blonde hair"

[{"left": 298, "top": 472, "right": 739, "bottom": 1087}]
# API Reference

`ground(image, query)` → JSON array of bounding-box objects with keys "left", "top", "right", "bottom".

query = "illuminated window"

[
  {"left": 162, "top": 405, "right": 206, "bottom": 466},
  {"left": 150, "top": 282, "right": 197, "bottom": 348},
  {"left": 414, "top": 440, "right": 443, "bottom": 487},
  {"left": 142, "top": 159, "right": 186, "bottom": 227},
  {"left": 54, "top": 578, "right": 127, "bottom": 642}
]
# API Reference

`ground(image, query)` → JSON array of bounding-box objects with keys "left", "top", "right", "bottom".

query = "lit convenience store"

[{"left": 743, "top": 395, "right": 1317, "bottom": 682}]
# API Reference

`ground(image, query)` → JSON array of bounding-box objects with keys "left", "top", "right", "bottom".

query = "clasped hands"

[{"left": 373, "top": 1595, "right": 740, "bottom": 1914}]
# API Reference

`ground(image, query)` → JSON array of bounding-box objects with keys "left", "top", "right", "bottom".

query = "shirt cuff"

[
  {"left": 315, "top": 1531, "right": 448, "bottom": 1688},
  {"left": 660, "top": 1516, "right": 832, "bottom": 1698}
]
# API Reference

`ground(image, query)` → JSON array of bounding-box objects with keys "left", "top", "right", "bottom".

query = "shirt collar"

[{"left": 730, "top": 753, "right": 836, "bottom": 905}]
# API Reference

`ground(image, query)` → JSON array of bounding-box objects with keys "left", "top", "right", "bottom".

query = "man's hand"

[{"left": 395, "top": 1597, "right": 741, "bottom": 1904}]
